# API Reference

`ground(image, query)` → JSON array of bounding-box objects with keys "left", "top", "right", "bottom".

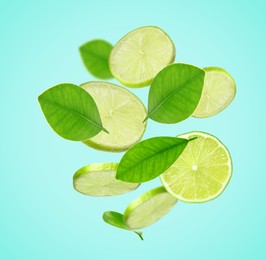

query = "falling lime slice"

[
  {"left": 73, "top": 163, "right": 140, "bottom": 196},
  {"left": 109, "top": 26, "right": 175, "bottom": 88},
  {"left": 81, "top": 82, "right": 147, "bottom": 152},
  {"left": 124, "top": 186, "right": 177, "bottom": 229},
  {"left": 161, "top": 132, "right": 232, "bottom": 203},
  {"left": 192, "top": 67, "right": 236, "bottom": 118}
]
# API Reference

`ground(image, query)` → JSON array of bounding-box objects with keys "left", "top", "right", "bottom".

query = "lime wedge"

[
  {"left": 192, "top": 67, "right": 236, "bottom": 118},
  {"left": 160, "top": 132, "right": 232, "bottom": 203},
  {"left": 81, "top": 82, "right": 147, "bottom": 152},
  {"left": 109, "top": 26, "right": 175, "bottom": 88},
  {"left": 124, "top": 186, "right": 177, "bottom": 229},
  {"left": 73, "top": 163, "right": 140, "bottom": 196}
]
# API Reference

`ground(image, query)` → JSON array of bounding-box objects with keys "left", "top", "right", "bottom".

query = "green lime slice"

[
  {"left": 124, "top": 186, "right": 177, "bottom": 229},
  {"left": 109, "top": 26, "right": 175, "bottom": 88},
  {"left": 81, "top": 82, "right": 147, "bottom": 152},
  {"left": 160, "top": 132, "right": 232, "bottom": 203},
  {"left": 192, "top": 67, "right": 236, "bottom": 118},
  {"left": 73, "top": 163, "right": 140, "bottom": 196}
]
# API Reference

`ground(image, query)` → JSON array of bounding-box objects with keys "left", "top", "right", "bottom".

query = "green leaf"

[
  {"left": 102, "top": 211, "right": 129, "bottom": 230},
  {"left": 116, "top": 137, "right": 189, "bottom": 183},
  {"left": 147, "top": 63, "right": 205, "bottom": 123},
  {"left": 79, "top": 39, "right": 113, "bottom": 79},
  {"left": 102, "top": 211, "right": 144, "bottom": 240},
  {"left": 38, "top": 83, "right": 107, "bottom": 141}
]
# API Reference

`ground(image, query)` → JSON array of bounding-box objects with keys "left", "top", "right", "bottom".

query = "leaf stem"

[
  {"left": 134, "top": 231, "right": 144, "bottom": 240},
  {"left": 143, "top": 116, "right": 148, "bottom": 123},
  {"left": 102, "top": 127, "right": 109, "bottom": 134},
  {"left": 188, "top": 136, "right": 197, "bottom": 142}
]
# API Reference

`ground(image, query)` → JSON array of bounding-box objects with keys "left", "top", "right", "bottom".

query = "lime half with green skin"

[
  {"left": 124, "top": 186, "right": 177, "bottom": 229},
  {"left": 73, "top": 163, "right": 140, "bottom": 196},
  {"left": 192, "top": 67, "right": 236, "bottom": 118},
  {"left": 81, "top": 82, "right": 147, "bottom": 152},
  {"left": 109, "top": 26, "right": 175, "bottom": 88},
  {"left": 161, "top": 132, "right": 232, "bottom": 203}
]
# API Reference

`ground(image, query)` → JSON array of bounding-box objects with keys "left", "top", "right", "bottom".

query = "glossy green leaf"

[
  {"left": 116, "top": 137, "right": 189, "bottom": 183},
  {"left": 102, "top": 211, "right": 129, "bottom": 230},
  {"left": 147, "top": 63, "right": 205, "bottom": 123},
  {"left": 38, "top": 83, "right": 107, "bottom": 141},
  {"left": 79, "top": 39, "right": 113, "bottom": 79},
  {"left": 103, "top": 211, "right": 144, "bottom": 240}
]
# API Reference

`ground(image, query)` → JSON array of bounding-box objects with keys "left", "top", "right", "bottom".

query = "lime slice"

[
  {"left": 81, "top": 82, "right": 147, "bottom": 152},
  {"left": 192, "top": 67, "right": 236, "bottom": 118},
  {"left": 73, "top": 163, "right": 140, "bottom": 196},
  {"left": 109, "top": 26, "right": 175, "bottom": 88},
  {"left": 161, "top": 132, "right": 232, "bottom": 203},
  {"left": 124, "top": 186, "right": 177, "bottom": 229}
]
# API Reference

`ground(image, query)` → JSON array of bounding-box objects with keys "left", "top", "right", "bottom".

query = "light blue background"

[{"left": 1, "top": 0, "right": 265, "bottom": 259}]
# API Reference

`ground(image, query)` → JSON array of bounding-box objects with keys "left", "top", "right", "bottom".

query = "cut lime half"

[
  {"left": 109, "top": 26, "right": 175, "bottom": 88},
  {"left": 192, "top": 67, "right": 236, "bottom": 118},
  {"left": 124, "top": 186, "right": 177, "bottom": 229},
  {"left": 73, "top": 163, "right": 140, "bottom": 196},
  {"left": 81, "top": 82, "right": 147, "bottom": 152},
  {"left": 161, "top": 132, "right": 232, "bottom": 203}
]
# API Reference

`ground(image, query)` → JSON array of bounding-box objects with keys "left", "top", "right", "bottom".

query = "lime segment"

[
  {"left": 73, "top": 163, "right": 140, "bottom": 196},
  {"left": 124, "top": 186, "right": 177, "bottom": 229},
  {"left": 160, "top": 132, "right": 232, "bottom": 202},
  {"left": 81, "top": 82, "right": 147, "bottom": 152},
  {"left": 109, "top": 26, "right": 175, "bottom": 88},
  {"left": 192, "top": 67, "right": 236, "bottom": 118}
]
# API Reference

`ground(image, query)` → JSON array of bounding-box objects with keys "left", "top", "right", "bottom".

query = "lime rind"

[
  {"left": 109, "top": 26, "right": 176, "bottom": 88},
  {"left": 73, "top": 162, "right": 118, "bottom": 179},
  {"left": 124, "top": 186, "right": 177, "bottom": 229},
  {"left": 73, "top": 162, "right": 140, "bottom": 196},
  {"left": 192, "top": 67, "right": 236, "bottom": 118},
  {"left": 160, "top": 131, "right": 232, "bottom": 203}
]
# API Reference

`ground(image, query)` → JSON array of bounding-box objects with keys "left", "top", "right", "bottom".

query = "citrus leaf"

[
  {"left": 102, "top": 211, "right": 129, "bottom": 230},
  {"left": 102, "top": 211, "right": 144, "bottom": 240},
  {"left": 79, "top": 39, "right": 113, "bottom": 79},
  {"left": 147, "top": 63, "right": 205, "bottom": 123},
  {"left": 38, "top": 83, "right": 107, "bottom": 141},
  {"left": 116, "top": 136, "right": 189, "bottom": 183}
]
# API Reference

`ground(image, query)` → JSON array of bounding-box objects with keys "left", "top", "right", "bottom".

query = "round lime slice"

[
  {"left": 81, "top": 82, "right": 147, "bottom": 152},
  {"left": 73, "top": 163, "right": 140, "bottom": 196},
  {"left": 161, "top": 132, "right": 232, "bottom": 203},
  {"left": 124, "top": 186, "right": 177, "bottom": 229},
  {"left": 192, "top": 67, "right": 236, "bottom": 118},
  {"left": 109, "top": 26, "right": 175, "bottom": 88}
]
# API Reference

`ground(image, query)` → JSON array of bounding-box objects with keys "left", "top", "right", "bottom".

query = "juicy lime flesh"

[
  {"left": 110, "top": 26, "right": 175, "bottom": 88},
  {"left": 73, "top": 163, "right": 140, "bottom": 196},
  {"left": 161, "top": 132, "right": 232, "bottom": 202},
  {"left": 81, "top": 82, "right": 147, "bottom": 152},
  {"left": 192, "top": 67, "right": 236, "bottom": 118},
  {"left": 124, "top": 187, "right": 177, "bottom": 229}
]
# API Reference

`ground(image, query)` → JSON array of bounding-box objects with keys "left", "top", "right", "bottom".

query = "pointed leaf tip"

[
  {"left": 38, "top": 83, "right": 104, "bottom": 141},
  {"left": 116, "top": 136, "right": 189, "bottom": 183}
]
